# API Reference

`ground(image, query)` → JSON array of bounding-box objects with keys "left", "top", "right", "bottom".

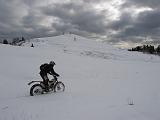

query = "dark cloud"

[
  {"left": 108, "top": 12, "right": 133, "bottom": 31},
  {"left": 0, "top": 0, "right": 28, "bottom": 40},
  {"left": 81, "top": 0, "right": 109, "bottom": 4},
  {"left": 0, "top": 0, "right": 160, "bottom": 47},
  {"left": 42, "top": 2, "right": 107, "bottom": 35},
  {"left": 0, "top": 0, "right": 19, "bottom": 31},
  {"left": 123, "top": 0, "right": 160, "bottom": 8},
  {"left": 136, "top": 10, "right": 160, "bottom": 30},
  {"left": 0, "top": 0, "right": 108, "bottom": 41},
  {"left": 108, "top": 4, "right": 160, "bottom": 45}
]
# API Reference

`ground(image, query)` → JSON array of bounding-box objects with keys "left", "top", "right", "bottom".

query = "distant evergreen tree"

[
  {"left": 129, "top": 44, "right": 157, "bottom": 55},
  {"left": 142, "top": 45, "right": 147, "bottom": 52},
  {"left": 148, "top": 45, "right": 155, "bottom": 54},
  {"left": 22, "top": 37, "right": 25, "bottom": 41},
  {"left": 156, "top": 45, "right": 160, "bottom": 54},
  {"left": 3, "top": 39, "right": 8, "bottom": 44},
  {"left": 12, "top": 37, "right": 20, "bottom": 45},
  {"left": 31, "top": 43, "right": 34, "bottom": 47}
]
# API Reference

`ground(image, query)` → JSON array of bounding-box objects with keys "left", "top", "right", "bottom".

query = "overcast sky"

[{"left": 0, "top": 0, "right": 160, "bottom": 47}]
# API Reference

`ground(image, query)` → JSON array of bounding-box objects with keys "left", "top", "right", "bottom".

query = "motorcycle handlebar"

[{"left": 53, "top": 75, "right": 59, "bottom": 80}]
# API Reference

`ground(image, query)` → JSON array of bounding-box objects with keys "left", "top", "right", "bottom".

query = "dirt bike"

[{"left": 28, "top": 76, "right": 65, "bottom": 96}]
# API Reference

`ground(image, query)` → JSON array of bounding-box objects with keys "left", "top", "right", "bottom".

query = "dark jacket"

[{"left": 40, "top": 63, "right": 59, "bottom": 77}]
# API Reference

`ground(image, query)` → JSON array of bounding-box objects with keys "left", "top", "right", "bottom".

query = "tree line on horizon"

[
  {"left": 1, "top": 37, "right": 26, "bottom": 46},
  {"left": 128, "top": 44, "right": 160, "bottom": 55}
]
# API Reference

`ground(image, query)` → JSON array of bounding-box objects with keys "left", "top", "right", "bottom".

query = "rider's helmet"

[{"left": 50, "top": 61, "right": 56, "bottom": 65}]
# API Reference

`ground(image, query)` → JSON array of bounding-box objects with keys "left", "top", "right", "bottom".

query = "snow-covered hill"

[
  {"left": 23, "top": 34, "right": 160, "bottom": 62},
  {"left": 0, "top": 34, "right": 160, "bottom": 120}
]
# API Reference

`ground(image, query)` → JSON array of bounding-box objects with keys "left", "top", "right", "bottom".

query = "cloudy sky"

[{"left": 0, "top": 0, "right": 160, "bottom": 47}]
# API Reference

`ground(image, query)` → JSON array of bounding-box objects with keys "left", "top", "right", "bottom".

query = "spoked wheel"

[
  {"left": 30, "top": 84, "right": 44, "bottom": 96},
  {"left": 54, "top": 82, "right": 65, "bottom": 92}
]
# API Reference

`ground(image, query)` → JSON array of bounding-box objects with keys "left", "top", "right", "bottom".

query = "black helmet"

[{"left": 50, "top": 61, "right": 55, "bottom": 65}]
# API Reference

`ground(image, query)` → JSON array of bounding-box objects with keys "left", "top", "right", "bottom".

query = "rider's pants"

[{"left": 40, "top": 71, "right": 49, "bottom": 89}]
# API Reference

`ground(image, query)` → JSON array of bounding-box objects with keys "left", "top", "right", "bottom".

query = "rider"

[{"left": 40, "top": 61, "right": 60, "bottom": 91}]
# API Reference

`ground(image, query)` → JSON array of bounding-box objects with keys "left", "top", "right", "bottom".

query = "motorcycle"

[{"left": 28, "top": 76, "right": 65, "bottom": 96}]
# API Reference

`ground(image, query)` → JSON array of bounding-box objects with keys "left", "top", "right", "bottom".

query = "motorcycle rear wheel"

[{"left": 30, "top": 84, "right": 44, "bottom": 96}]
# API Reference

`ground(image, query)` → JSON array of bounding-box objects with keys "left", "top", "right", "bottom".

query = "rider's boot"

[
  {"left": 45, "top": 84, "right": 49, "bottom": 92},
  {"left": 44, "top": 79, "right": 49, "bottom": 92}
]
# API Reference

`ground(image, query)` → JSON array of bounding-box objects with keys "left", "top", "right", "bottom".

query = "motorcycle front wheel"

[
  {"left": 54, "top": 82, "right": 65, "bottom": 92},
  {"left": 30, "top": 84, "right": 44, "bottom": 96}
]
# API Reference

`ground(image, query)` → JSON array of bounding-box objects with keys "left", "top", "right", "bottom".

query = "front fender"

[{"left": 28, "top": 81, "right": 35, "bottom": 85}]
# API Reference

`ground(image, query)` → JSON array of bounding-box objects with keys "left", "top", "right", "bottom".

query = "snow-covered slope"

[
  {"left": 0, "top": 34, "right": 160, "bottom": 120},
  {"left": 23, "top": 34, "right": 160, "bottom": 62}
]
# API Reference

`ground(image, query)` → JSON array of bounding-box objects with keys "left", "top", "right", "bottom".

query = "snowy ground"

[{"left": 0, "top": 34, "right": 160, "bottom": 120}]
